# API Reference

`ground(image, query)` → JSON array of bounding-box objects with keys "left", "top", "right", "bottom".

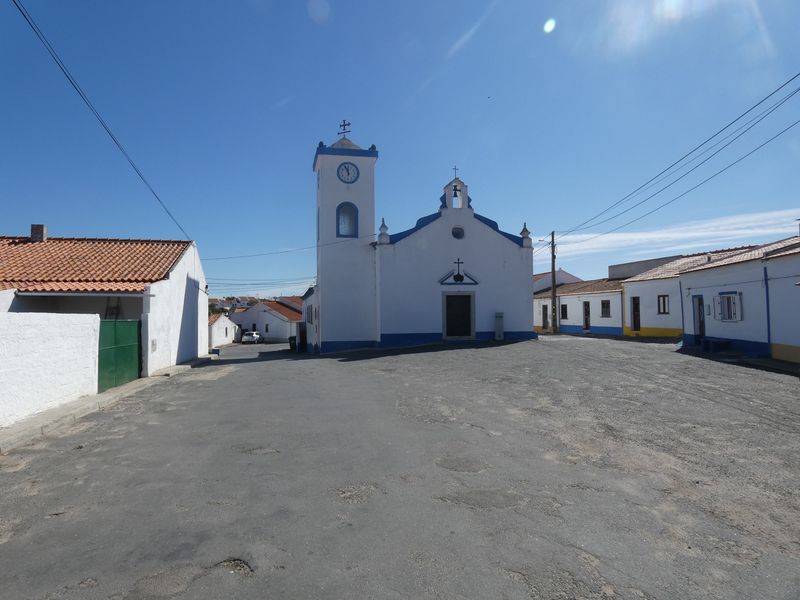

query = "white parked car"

[{"left": 241, "top": 331, "right": 263, "bottom": 344}]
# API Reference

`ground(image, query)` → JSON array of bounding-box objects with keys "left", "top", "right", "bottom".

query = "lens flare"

[{"left": 543, "top": 18, "right": 556, "bottom": 34}]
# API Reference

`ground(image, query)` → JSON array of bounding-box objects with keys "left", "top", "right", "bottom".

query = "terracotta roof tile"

[
  {"left": 683, "top": 237, "right": 800, "bottom": 273},
  {"left": 262, "top": 300, "right": 302, "bottom": 321},
  {"left": 0, "top": 236, "right": 191, "bottom": 294},
  {"left": 534, "top": 278, "right": 622, "bottom": 299},
  {"left": 208, "top": 313, "right": 223, "bottom": 325},
  {"left": 625, "top": 246, "right": 755, "bottom": 282},
  {"left": 276, "top": 295, "right": 303, "bottom": 310}
]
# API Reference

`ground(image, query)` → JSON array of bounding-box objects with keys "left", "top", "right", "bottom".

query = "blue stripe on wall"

[
  {"left": 559, "top": 324, "right": 622, "bottom": 336},
  {"left": 682, "top": 334, "right": 770, "bottom": 357},
  {"left": 318, "top": 331, "right": 538, "bottom": 353}
]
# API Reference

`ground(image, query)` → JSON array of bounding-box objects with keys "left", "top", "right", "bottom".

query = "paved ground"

[{"left": 1, "top": 337, "right": 799, "bottom": 599}]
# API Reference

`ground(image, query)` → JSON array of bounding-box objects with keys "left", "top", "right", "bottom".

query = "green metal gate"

[{"left": 98, "top": 320, "right": 142, "bottom": 393}]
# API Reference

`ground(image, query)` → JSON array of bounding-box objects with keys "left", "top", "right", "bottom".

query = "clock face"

[{"left": 337, "top": 161, "right": 359, "bottom": 184}]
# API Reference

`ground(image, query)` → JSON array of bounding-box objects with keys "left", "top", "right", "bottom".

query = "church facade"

[{"left": 302, "top": 135, "right": 535, "bottom": 353}]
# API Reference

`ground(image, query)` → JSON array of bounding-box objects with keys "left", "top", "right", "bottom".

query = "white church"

[{"left": 301, "top": 132, "right": 535, "bottom": 353}]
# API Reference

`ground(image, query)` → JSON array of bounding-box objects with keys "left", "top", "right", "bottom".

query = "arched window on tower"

[{"left": 336, "top": 202, "right": 358, "bottom": 238}]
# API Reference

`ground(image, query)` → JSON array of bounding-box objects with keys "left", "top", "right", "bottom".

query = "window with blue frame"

[{"left": 336, "top": 202, "right": 358, "bottom": 238}]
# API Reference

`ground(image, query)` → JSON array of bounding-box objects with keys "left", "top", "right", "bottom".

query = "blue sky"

[{"left": 2, "top": 0, "right": 799, "bottom": 297}]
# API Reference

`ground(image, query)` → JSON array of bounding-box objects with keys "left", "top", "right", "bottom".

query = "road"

[{"left": 1, "top": 337, "right": 799, "bottom": 599}]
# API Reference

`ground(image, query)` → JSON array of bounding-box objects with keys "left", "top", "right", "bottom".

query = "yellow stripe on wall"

[
  {"left": 623, "top": 326, "right": 683, "bottom": 338},
  {"left": 771, "top": 343, "right": 800, "bottom": 364}
]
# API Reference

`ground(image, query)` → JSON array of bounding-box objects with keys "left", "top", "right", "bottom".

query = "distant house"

[
  {"left": 679, "top": 237, "right": 800, "bottom": 362},
  {"left": 622, "top": 247, "right": 753, "bottom": 338},
  {"left": 209, "top": 313, "right": 237, "bottom": 348},
  {"left": 229, "top": 298, "right": 302, "bottom": 342},
  {"left": 532, "top": 269, "right": 583, "bottom": 294},
  {"left": 0, "top": 225, "right": 208, "bottom": 378},
  {"left": 534, "top": 279, "right": 624, "bottom": 335}
]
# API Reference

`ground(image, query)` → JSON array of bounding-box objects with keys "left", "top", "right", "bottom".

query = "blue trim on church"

[
  {"left": 317, "top": 331, "right": 537, "bottom": 353},
  {"left": 313, "top": 146, "right": 379, "bottom": 170},
  {"left": 389, "top": 212, "right": 442, "bottom": 244},
  {"left": 473, "top": 214, "right": 524, "bottom": 246},
  {"left": 560, "top": 324, "right": 624, "bottom": 336},
  {"left": 387, "top": 211, "right": 523, "bottom": 246}
]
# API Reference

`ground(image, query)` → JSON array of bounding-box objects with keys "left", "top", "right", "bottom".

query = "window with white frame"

[
  {"left": 601, "top": 300, "right": 611, "bottom": 318},
  {"left": 306, "top": 306, "right": 313, "bottom": 324},
  {"left": 715, "top": 292, "right": 742, "bottom": 322},
  {"left": 657, "top": 294, "right": 669, "bottom": 314}
]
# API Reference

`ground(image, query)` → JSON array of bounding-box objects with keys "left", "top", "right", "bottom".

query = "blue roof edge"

[
  {"left": 473, "top": 213, "right": 524, "bottom": 246},
  {"left": 313, "top": 146, "right": 379, "bottom": 170},
  {"left": 388, "top": 212, "right": 442, "bottom": 244},
  {"left": 386, "top": 211, "right": 523, "bottom": 246}
]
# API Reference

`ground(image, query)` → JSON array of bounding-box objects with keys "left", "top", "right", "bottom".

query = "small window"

[
  {"left": 252, "top": 323, "right": 256, "bottom": 331},
  {"left": 560, "top": 304, "right": 568, "bottom": 320},
  {"left": 264, "top": 323, "right": 269, "bottom": 333},
  {"left": 601, "top": 300, "right": 611, "bottom": 318},
  {"left": 452, "top": 227, "right": 465, "bottom": 239},
  {"left": 306, "top": 306, "right": 313, "bottom": 324},
  {"left": 225, "top": 327, "right": 228, "bottom": 336},
  {"left": 657, "top": 295, "right": 669, "bottom": 314},
  {"left": 336, "top": 202, "right": 358, "bottom": 238},
  {"left": 717, "top": 293, "right": 741, "bottom": 321}
]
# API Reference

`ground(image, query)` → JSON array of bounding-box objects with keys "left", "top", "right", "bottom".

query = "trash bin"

[{"left": 288, "top": 336, "right": 297, "bottom": 351}]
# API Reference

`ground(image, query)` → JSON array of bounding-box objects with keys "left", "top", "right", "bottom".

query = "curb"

[{"left": 0, "top": 355, "right": 215, "bottom": 455}]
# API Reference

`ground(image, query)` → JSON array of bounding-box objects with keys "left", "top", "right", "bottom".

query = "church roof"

[
  {"left": 313, "top": 138, "right": 379, "bottom": 171},
  {"left": 331, "top": 136, "right": 362, "bottom": 150},
  {"left": 386, "top": 211, "right": 524, "bottom": 247}
]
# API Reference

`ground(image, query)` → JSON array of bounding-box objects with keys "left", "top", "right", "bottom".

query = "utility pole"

[{"left": 550, "top": 230, "right": 558, "bottom": 334}]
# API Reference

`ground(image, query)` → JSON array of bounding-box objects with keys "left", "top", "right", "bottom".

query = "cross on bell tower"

[{"left": 338, "top": 119, "right": 351, "bottom": 136}]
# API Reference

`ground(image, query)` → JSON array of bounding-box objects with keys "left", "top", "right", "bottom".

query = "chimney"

[{"left": 31, "top": 224, "right": 47, "bottom": 242}]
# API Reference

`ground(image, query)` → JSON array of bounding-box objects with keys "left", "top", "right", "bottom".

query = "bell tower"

[{"left": 312, "top": 128, "right": 379, "bottom": 351}]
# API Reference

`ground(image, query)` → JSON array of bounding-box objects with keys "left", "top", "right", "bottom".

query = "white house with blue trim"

[
  {"left": 678, "top": 236, "right": 800, "bottom": 362},
  {"left": 302, "top": 135, "right": 535, "bottom": 353}
]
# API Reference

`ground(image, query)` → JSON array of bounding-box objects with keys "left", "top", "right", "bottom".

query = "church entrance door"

[{"left": 444, "top": 294, "right": 473, "bottom": 338}]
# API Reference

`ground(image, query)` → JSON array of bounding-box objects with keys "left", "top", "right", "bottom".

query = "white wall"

[
  {"left": 766, "top": 254, "right": 800, "bottom": 357},
  {"left": 557, "top": 291, "right": 622, "bottom": 333},
  {"left": 0, "top": 289, "right": 15, "bottom": 312},
  {"left": 209, "top": 314, "right": 237, "bottom": 348},
  {"left": 680, "top": 261, "right": 768, "bottom": 344},
  {"left": 302, "top": 290, "right": 319, "bottom": 351},
  {"left": 532, "top": 269, "right": 582, "bottom": 294},
  {"left": 315, "top": 148, "right": 379, "bottom": 345},
  {"left": 622, "top": 279, "right": 683, "bottom": 333},
  {"left": 377, "top": 204, "right": 532, "bottom": 338},
  {"left": 0, "top": 312, "right": 99, "bottom": 427},
  {"left": 1, "top": 290, "right": 142, "bottom": 319},
  {"left": 230, "top": 304, "right": 297, "bottom": 342},
  {"left": 141, "top": 243, "right": 208, "bottom": 376}
]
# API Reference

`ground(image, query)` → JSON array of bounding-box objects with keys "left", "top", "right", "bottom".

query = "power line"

[
  {"left": 560, "top": 117, "right": 800, "bottom": 250},
  {"left": 203, "top": 233, "right": 378, "bottom": 261},
  {"left": 10, "top": 0, "right": 191, "bottom": 240},
  {"left": 562, "top": 86, "right": 799, "bottom": 234},
  {"left": 553, "top": 70, "right": 800, "bottom": 240}
]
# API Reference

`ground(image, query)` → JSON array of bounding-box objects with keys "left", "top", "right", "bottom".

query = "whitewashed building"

[
  {"left": 679, "top": 237, "right": 800, "bottom": 362},
  {"left": 0, "top": 225, "right": 208, "bottom": 425},
  {"left": 622, "top": 248, "right": 751, "bottom": 338},
  {"left": 534, "top": 279, "right": 623, "bottom": 335},
  {"left": 229, "top": 298, "right": 302, "bottom": 343},
  {"left": 303, "top": 135, "right": 535, "bottom": 353},
  {"left": 532, "top": 269, "right": 583, "bottom": 294},
  {"left": 208, "top": 312, "right": 237, "bottom": 348}
]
